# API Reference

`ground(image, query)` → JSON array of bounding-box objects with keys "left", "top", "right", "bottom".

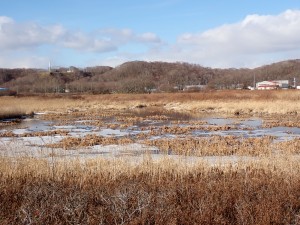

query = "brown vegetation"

[
  {"left": 0, "top": 156, "right": 299, "bottom": 224},
  {"left": 47, "top": 134, "right": 134, "bottom": 149},
  {"left": 0, "top": 130, "right": 69, "bottom": 138},
  {"left": 1, "top": 90, "right": 300, "bottom": 117},
  {"left": 262, "top": 118, "right": 300, "bottom": 128},
  {"left": 1, "top": 59, "right": 300, "bottom": 94},
  {"left": 143, "top": 136, "right": 275, "bottom": 156},
  {"left": 0, "top": 106, "right": 29, "bottom": 121},
  {"left": 1, "top": 88, "right": 300, "bottom": 224}
]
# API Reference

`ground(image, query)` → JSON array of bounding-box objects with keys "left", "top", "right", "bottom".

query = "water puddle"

[
  {"left": 1, "top": 118, "right": 52, "bottom": 133},
  {"left": 98, "top": 128, "right": 128, "bottom": 137},
  {"left": 240, "top": 119, "right": 262, "bottom": 127},
  {"left": 1, "top": 114, "right": 300, "bottom": 158},
  {"left": 206, "top": 118, "right": 234, "bottom": 126}
]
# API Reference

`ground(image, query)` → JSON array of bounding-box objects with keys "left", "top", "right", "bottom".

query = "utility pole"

[{"left": 253, "top": 74, "right": 256, "bottom": 89}]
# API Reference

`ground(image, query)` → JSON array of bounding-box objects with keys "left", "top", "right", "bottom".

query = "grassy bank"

[
  {"left": 0, "top": 156, "right": 299, "bottom": 224},
  {"left": 0, "top": 106, "right": 29, "bottom": 120},
  {"left": 1, "top": 90, "right": 300, "bottom": 116}
]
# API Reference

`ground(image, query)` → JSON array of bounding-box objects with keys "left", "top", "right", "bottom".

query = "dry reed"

[
  {"left": 1, "top": 90, "right": 300, "bottom": 224},
  {"left": 0, "top": 106, "right": 29, "bottom": 120},
  {"left": 0, "top": 156, "right": 299, "bottom": 224},
  {"left": 144, "top": 136, "right": 275, "bottom": 156},
  {"left": 1, "top": 90, "right": 300, "bottom": 116},
  {"left": 47, "top": 134, "right": 134, "bottom": 149}
]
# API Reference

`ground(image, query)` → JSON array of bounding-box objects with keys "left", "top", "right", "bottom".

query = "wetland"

[{"left": 1, "top": 91, "right": 300, "bottom": 224}]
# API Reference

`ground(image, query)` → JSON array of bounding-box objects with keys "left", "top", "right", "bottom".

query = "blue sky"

[{"left": 1, "top": 0, "right": 300, "bottom": 69}]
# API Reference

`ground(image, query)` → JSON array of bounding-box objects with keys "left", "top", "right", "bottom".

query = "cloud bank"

[
  {"left": 0, "top": 17, "right": 161, "bottom": 53},
  {"left": 1, "top": 9, "right": 300, "bottom": 68},
  {"left": 143, "top": 9, "right": 300, "bottom": 68}
]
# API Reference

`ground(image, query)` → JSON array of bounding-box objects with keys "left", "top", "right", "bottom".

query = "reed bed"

[
  {"left": 1, "top": 90, "right": 300, "bottom": 116},
  {"left": 0, "top": 156, "right": 299, "bottom": 224},
  {"left": 144, "top": 136, "right": 276, "bottom": 156},
  {"left": 262, "top": 117, "right": 300, "bottom": 128},
  {"left": 0, "top": 106, "right": 29, "bottom": 121},
  {"left": 0, "top": 130, "right": 69, "bottom": 138},
  {"left": 1, "top": 90, "right": 300, "bottom": 224},
  {"left": 46, "top": 134, "right": 134, "bottom": 149}
]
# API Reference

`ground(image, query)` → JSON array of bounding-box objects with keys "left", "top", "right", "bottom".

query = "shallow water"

[
  {"left": 1, "top": 114, "right": 300, "bottom": 159},
  {"left": 2, "top": 118, "right": 53, "bottom": 133},
  {"left": 206, "top": 118, "right": 235, "bottom": 126}
]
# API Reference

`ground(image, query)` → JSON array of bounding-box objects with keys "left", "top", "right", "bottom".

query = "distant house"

[
  {"left": 274, "top": 80, "right": 289, "bottom": 88},
  {"left": 256, "top": 80, "right": 289, "bottom": 90},
  {"left": 183, "top": 85, "right": 207, "bottom": 91},
  {"left": 256, "top": 81, "right": 278, "bottom": 90}
]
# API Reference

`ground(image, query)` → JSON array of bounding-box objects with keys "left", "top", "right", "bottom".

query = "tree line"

[{"left": 0, "top": 60, "right": 300, "bottom": 94}]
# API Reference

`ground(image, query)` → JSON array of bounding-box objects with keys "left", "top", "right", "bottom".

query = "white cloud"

[
  {"left": 60, "top": 31, "right": 118, "bottom": 52},
  {"left": 169, "top": 9, "right": 300, "bottom": 67},
  {"left": 137, "top": 32, "right": 162, "bottom": 43},
  {"left": 0, "top": 16, "right": 163, "bottom": 68},
  {"left": 0, "top": 54, "right": 49, "bottom": 68},
  {"left": 2, "top": 10, "right": 300, "bottom": 68},
  {"left": 0, "top": 16, "right": 13, "bottom": 25},
  {"left": 0, "top": 17, "right": 66, "bottom": 50},
  {"left": 95, "top": 10, "right": 300, "bottom": 68},
  {"left": 0, "top": 16, "right": 162, "bottom": 53},
  {"left": 178, "top": 9, "right": 300, "bottom": 52}
]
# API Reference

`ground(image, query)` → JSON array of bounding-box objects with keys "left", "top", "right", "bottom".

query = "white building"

[
  {"left": 274, "top": 80, "right": 289, "bottom": 88},
  {"left": 256, "top": 80, "right": 289, "bottom": 90},
  {"left": 183, "top": 85, "right": 207, "bottom": 91}
]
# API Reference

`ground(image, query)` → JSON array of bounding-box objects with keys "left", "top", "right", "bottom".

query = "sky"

[{"left": 1, "top": 0, "right": 300, "bottom": 69}]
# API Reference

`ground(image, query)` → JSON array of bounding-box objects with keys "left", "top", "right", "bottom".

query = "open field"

[
  {"left": 0, "top": 90, "right": 300, "bottom": 224},
  {"left": 0, "top": 90, "right": 300, "bottom": 116}
]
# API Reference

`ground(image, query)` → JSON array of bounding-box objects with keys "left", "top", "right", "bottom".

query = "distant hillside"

[{"left": 0, "top": 60, "right": 300, "bottom": 94}]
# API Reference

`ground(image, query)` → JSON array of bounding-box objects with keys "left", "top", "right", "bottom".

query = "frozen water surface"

[{"left": 1, "top": 114, "right": 300, "bottom": 161}]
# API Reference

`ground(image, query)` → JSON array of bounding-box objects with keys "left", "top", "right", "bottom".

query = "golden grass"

[
  {"left": 1, "top": 90, "right": 300, "bottom": 224},
  {"left": 1, "top": 90, "right": 300, "bottom": 116},
  {"left": 0, "top": 130, "right": 69, "bottom": 138},
  {"left": 46, "top": 134, "right": 134, "bottom": 149},
  {"left": 0, "top": 106, "right": 29, "bottom": 120},
  {"left": 262, "top": 118, "right": 300, "bottom": 128},
  {"left": 165, "top": 100, "right": 299, "bottom": 115},
  {"left": 0, "top": 156, "right": 299, "bottom": 224},
  {"left": 143, "top": 136, "right": 277, "bottom": 156},
  {"left": 0, "top": 96, "right": 85, "bottom": 113}
]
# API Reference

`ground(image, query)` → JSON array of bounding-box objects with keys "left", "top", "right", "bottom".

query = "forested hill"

[{"left": 0, "top": 59, "right": 300, "bottom": 94}]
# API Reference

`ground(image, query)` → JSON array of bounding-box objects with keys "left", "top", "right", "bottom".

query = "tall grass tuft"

[{"left": 0, "top": 106, "right": 29, "bottom": 120}]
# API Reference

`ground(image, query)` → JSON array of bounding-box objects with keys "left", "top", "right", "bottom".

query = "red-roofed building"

[{"left": 256, "top": 80, "right": 289, "bottom": 90}]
